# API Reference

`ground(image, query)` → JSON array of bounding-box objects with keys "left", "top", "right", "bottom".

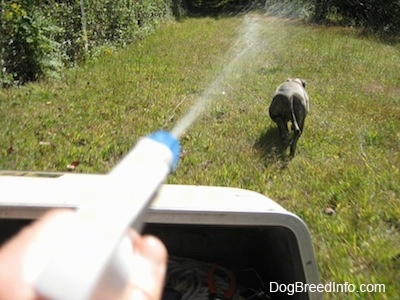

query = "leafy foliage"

[
  {"left": 0, "top": 1, "right": 64, "bottom": 85},
  {"left": 0, "top": 0, "right": 185, "bottom": 86},
  {"left": 312, "top": 0, "right": 400, "bottom": 34},
  {"left": 264, "top": 0, "right": 400, "bottom": 34}
]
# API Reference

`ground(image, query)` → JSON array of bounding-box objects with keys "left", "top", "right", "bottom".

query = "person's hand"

[{"left": 0, "top": 210, "right": 167, "bottom": 300}]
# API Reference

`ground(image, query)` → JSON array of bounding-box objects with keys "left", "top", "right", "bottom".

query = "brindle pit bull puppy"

[{"left": 269, "top": 78, "right": 310, "bottom": 156}]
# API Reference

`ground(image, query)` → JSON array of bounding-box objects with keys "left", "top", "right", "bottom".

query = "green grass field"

[{"left": 1, "top": 12, "right": 399, "bottom": 299}]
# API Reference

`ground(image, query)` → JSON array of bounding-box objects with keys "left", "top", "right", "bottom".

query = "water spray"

[
  {"left": 34, "top": 15, "right": 265, "bottom": 300},
  {"left": 171, "top": 14, "right": 263, "bottom": 138}
]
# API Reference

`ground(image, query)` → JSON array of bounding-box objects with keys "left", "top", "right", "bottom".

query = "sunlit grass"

[{"left": 1, "top": 12, "right": 399, "bottom": 299}]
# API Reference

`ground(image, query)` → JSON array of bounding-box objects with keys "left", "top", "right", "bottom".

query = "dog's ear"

[
  {"left": 300, "top": 79, "right": 306, "bottom": 88},
  {"left": 286, "top": 78, "right": 293, "bottom": 82}
]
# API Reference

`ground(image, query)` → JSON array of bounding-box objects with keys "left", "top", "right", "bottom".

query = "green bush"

[
  {"left": 312, "top": 0, "right": 400, "bottom": 34},
  {"left": 47, "top": 1, "right": 84, "bottom": 65},
  {"left": 332, "top": 0, "right": 400, "bottom": 34},
  {"left": 0, "top": 2, "right": 64, "bottom": 85},
  {"left": 264, "top": 0, "right": 313, "bottom": 19},
  {"left": 264, "top": 0, "right": 400, "bottom": 34},
  {"left": 0, "top": 0, "right": 186, "bottom": 86}
]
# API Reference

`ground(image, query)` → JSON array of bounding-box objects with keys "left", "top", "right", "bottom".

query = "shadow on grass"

[{"left": 253, "top": 127, "right": 292, "bottom": 168}]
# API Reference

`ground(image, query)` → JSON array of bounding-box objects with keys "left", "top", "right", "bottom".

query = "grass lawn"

[{"left": 1, "top": 12, "right": 399, "bottom": 299}]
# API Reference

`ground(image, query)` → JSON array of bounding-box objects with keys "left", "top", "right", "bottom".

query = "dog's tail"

[{"left": 289, "top": 95, "right": 301, "bottom": 134}]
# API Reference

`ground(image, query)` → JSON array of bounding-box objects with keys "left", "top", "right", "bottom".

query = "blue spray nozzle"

[{"left": 148, "top": 130, "right": 181, "bottom": 170}]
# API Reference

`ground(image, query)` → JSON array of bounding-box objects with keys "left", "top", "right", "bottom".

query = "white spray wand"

[{"left": 34, "top": 130, "right": 180, "bottom": 300}]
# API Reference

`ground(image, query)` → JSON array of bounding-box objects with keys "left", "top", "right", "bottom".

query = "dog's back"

[
  {"left": 269, "top": 78, "right": 310, "bottom": 156},
  {"left": 273, "top": 79, "right": 309, "bottom": 112}
]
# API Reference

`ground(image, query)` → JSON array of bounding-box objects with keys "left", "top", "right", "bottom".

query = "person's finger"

[
  {"left": 122, "top": 231, "right": 168, "bottom": 300},
  {"left": 0, "top": 211, "right": 168, "bottom": 300},
  {"left": 137, "top": 235, "right": 168, "bottom": 272},
  {"left": 0, "top": 209, "right": 74, "bottom": 300}
]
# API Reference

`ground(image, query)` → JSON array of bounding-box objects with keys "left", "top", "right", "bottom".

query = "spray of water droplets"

[{"left": 171, "top": 15, "right": 265, "bottom": 138}]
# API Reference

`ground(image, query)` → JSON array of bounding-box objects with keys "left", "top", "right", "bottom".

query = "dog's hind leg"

[
  {"left": 269, "top": 95, "right": 290, "bottom": 141},
  {"left": 275, "top": 118, "right": 289, "bottom": 141},
  {"left": 289, "top": 96, "right": 307, "bottom": 156},
  {"left": 290, "top": 131, "right": 300, "bottom": 156},
  {"left": 289, "top": 95, "right": 301, "bottom": 134}
]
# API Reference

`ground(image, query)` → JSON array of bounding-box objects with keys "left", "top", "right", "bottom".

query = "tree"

[{"left": 312, "top": 0, "right": 400, "bottom": 34}]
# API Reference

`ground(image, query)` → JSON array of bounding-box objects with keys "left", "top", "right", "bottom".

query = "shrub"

[
  {"left": 0, "top": 2, "right": 64, "bottom": 85},
  {"left": 264, "top": 0, "right": 400, "bottom": 34},
  {"left": 312, "top": 0, "right": 400, "bottom": 34},
  {"left": 0, "top": 0, "right": 186, "bottom": 86}
]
